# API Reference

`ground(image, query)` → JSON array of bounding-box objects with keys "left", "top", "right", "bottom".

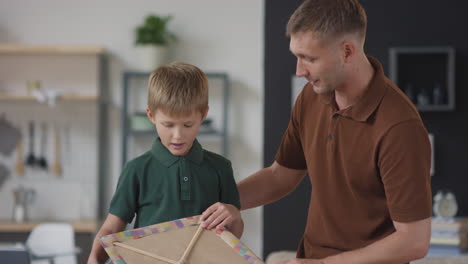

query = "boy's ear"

[
  {"left": 202, "top": 106, "right": 209, "bottom": 121},
  {"left": 146, "top": 108, "right": 156, "bottom": 124}
]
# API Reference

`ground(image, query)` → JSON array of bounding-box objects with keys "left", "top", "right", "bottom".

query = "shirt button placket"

[
  {"left": 328, "top": 113, "right": 338, "bottom": 148},
  {"left": 180, "top": 158, "right": 191, "bottom": 201}
]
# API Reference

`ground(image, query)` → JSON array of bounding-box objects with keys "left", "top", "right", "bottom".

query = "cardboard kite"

[{"left": 99, "top": 215, "right": 264, "bottom": 264}]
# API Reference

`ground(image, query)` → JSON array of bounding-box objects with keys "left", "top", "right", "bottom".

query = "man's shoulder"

[{"left": 376, "top": 78, "right": 423, "bottom": 127}]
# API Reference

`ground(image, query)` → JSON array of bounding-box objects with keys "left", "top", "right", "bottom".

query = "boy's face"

[{"left": 147, "top": 108, "right": 207, "bottom": 156}]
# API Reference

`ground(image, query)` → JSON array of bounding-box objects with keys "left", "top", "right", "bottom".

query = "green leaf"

[{"left": 135, "top": 14, "right": 175, "bottom": 46}]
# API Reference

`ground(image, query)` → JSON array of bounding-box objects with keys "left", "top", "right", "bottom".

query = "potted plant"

[{"left": 134, "top": 14, "right": 176, "bottom": 71}]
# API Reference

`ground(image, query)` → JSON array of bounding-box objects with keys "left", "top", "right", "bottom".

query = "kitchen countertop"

[{"left": 0, "top": 220, "right": 98, "bottom": 233}]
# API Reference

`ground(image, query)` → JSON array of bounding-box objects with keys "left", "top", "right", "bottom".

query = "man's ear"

[
  {"left": 341, "top": 41, "right": 356, "bottom": 63},
  {"left": 146, "top": 108, "right": 156, "bottom": 124}
]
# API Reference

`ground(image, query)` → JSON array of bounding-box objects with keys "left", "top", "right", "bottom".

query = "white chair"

[{"left": 26, "top": 223, "right": 81, "bottom": 264}]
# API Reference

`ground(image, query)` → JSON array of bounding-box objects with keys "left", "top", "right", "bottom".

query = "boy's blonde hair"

[
  {"left": 286, "top": 0, "right": 367, "bottom": 41},
  {"left": 147, "top": 62, "right": 209, "bottom": 116}
]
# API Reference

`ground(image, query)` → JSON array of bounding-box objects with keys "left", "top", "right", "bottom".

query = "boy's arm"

[
  {"left": 87, "top": 214, "right": 127, "bottom": 264},
  {"left": 201, "top": 158, "right": 244, "bottom": 237},
  {"left": 200, "top": 202, "right": 244, "bottom": 238}
]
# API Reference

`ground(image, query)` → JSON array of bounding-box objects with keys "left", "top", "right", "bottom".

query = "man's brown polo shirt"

[{"left": 275, "top": 57, "right": 432, "bottom": 259}]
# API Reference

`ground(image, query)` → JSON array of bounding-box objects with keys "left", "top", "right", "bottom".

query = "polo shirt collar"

[
  {"left": 319, "top": 56, "right": 388, "bottom": 122},
  {"left": 151, "top": 138, "right": 204, "bottom": 167}
]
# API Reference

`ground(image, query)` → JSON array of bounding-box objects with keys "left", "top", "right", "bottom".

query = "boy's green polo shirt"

[{"left": 109, "top": 138, "right": 240, "bottom": 228}]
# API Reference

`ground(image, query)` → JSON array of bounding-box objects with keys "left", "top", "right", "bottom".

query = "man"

[{"left": 237, "top": 0, "right": 432, "bottom": 263}]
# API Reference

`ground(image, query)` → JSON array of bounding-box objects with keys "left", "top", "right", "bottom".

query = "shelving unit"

[
  {"left": 0, "top": 44, "right": 105, "bottom": 55},
  {"left": 389, "top": 46, "right": 456, "bottom": 111},
  {"left": 0, "top": 44, "right": 109, "bottom": 220},
  {"left": 0, "top": 93, "right": 98, "bottom": 101},
  {"left": 121, "top": 71, "right": 229, "bottom": 167}
]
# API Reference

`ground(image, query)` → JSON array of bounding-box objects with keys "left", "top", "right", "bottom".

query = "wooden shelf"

[
  {"left": 0, "top": 220, "right": 99, "bottom": 233},
  {"left": 0, "top": 93, "right": 98, "bottom": 101},
  {"left": 0, "top": 44, "right": 105, "bottom": 55}
]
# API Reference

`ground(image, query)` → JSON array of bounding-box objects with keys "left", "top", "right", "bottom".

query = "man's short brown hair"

[
  {"left": 147, "top": 62, "right": 208, "bottom": 116},
  {"left": 286, "top": 0, "right": 367, "bottom": 40}
]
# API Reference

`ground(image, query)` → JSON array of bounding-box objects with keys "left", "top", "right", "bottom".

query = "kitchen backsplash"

[{"left": 0, "top": 101, "right": 99, "bottom": 221}]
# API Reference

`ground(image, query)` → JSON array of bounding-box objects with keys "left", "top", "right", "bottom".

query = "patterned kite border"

[{"left": 99, "top": 215, "right": 264, "bottom": 264}]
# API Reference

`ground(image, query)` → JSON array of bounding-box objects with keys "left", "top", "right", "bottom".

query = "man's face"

[
  {"left": 290, "top": 31, "right": 346, "bottom": 94},
  {"left": 147, "top": 109, "right": 206, "bottom": 156}
]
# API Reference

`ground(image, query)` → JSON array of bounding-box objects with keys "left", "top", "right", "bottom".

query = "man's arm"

[
  {"left": 237, "top": 161, "right": 307, "bottom": 210},
  {"left": 201, "top": 161, "right": 306, "bottom": 235},
  {"left": 324, "top": 218, "right": 431, "bottom": 264},
  {"left": 280, "top": 217, "right": 431, "bottom": 264}
]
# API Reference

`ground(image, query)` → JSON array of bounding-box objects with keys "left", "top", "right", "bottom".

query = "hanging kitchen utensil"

[
  {"left": 25, "top": 121, "right": 36, "bottom": 167},
  {"left": 52, "top": 125, "right": 62, "bottom": 176},
  {"left": 37, "top": 123, "right": 48, "bottom": 170},
  {"left": 0, "top": 115, "right": 21, "bottom": 156},
  {"left": 15, "top": 140, "right": 25, "bottom": 176},
  {"left": 64, "top": 124, "right": 71, "bottom": 166}
]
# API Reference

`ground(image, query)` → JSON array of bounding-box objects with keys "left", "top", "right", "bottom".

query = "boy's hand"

[{"left": 200, "top": 202, "right": 241, "bottom": 231}]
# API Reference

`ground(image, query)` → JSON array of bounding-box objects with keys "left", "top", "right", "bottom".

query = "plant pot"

[{"left": 134, "top": 44, "right": 169, "bottom": 72}]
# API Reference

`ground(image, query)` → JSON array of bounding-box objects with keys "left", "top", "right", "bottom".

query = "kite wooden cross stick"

[{"left": 99, "top": 215, "right": 264, "bottom": 264}]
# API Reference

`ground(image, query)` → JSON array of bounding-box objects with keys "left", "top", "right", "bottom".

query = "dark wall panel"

[
  {"left": 264, "top": 0, "right": 468, "bottom": 259},
  {"left": 361, "top": 0, "right": 468, "bottom": 218},
  {"left": 263, "top": 0, "right": 303, "bottom": 259}
]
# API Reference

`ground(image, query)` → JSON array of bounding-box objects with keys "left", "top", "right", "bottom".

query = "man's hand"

[{"left": 200, "top": 202, "right": 241, "bottom": 231}]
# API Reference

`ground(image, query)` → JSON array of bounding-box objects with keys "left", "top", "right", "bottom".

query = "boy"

[{"left": 87, "top": 62, "right": 243, "bottom": 264}]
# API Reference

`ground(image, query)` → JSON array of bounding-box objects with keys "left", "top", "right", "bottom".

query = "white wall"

[{"left": 0, "top": 0, "right": 264, "bottom": 256}]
